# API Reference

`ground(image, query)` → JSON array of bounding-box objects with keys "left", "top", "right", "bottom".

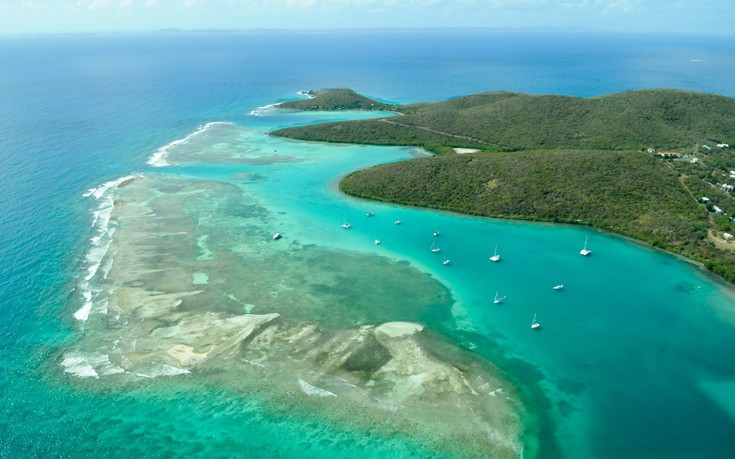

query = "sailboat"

[
  {"left": 430, "top": 241, "right": 441, "bottom": 253},
  {"left": 580, "top": 236, "right": 591, "bottom": 256},
  {"left": 433, "top": 225, "right": 440, "bottom": 237},
  {"left": 341, "top": 215, "right": 351, "bottom": 229},
  {"left": 489, "top": 244, "right": 501, "bottom": 262},
  {"left": 493, "top": 290, "right": 505, "bottom": 304},
  {"left": 531, "top": 313, "right": 541, "bottom": 330},
  {"left": 442, "top": 258, "right": 451, "bottom": 265},
  {"left": 553, "top": 284, "right": 564, "bottom": 290}
]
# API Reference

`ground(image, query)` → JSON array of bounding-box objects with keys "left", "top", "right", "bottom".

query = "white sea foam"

[
  {"left": 61, "top": 353, "right": 100, "bottom": 378},
  {"left": 73, "top": 291, "right": 94, "bottom": 321},
  {"left": 147, "top": 121, "right": 232, "bottom": 167},
  {"left": 84, "top": 237, "right": 112, "bottom": 281},
  {"left": 62, "top": 352, "right": 126, "bottom": 378},
  {"left": 139, "top": 364, "right": 191, "bottom": 378},
  {"left": 91, "top": 297, "right": 109, "bottom": 316},
  {"left": 249, "top": 103, "right": 280, "bottom": 117},
  {"left": 75, "top": 174, "right": 139, "bottom": 322},
  {"left": 250, "top": 91, "right": 313, "bottom": 116},
  {"left": 83, "top": 174, "right": 139, "bottom": 200},
  {"left": 298, "top": 379, "right": 337, "bottom": 398},
  {"left": 98, "top": 249, "right": 116, "bottom": 281},
  {"left": 296, "top": 90, "right": 316, "bottom": 99},
  {"left": 88, "top": 353, "right": 124, "bottom": 376}
]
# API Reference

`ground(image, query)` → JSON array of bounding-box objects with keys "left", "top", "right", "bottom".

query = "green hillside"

[
  {"left": 277, "top": 88, "right": 394, "bottom": 111},
  {"left": 273, "top": 89, "right": 735, "bottom": 153},
  {"left": 271, "top": 88, "right": 735, "bottom": 283}
]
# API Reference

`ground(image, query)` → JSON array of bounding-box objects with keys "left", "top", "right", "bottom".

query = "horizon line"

[{"left": 2, "top": 26, "right": 732, "bottom": 39}]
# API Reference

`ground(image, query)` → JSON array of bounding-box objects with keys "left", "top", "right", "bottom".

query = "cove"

[{"left": 69, "top": 106, "right": 735, "bottom": 458}]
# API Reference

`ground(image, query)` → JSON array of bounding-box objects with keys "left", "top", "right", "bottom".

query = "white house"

[
  {"left": 725, "top": 233, "right": 734, "bottom": 240},
  {"left": 718, "top": 143, "right": 730, "bottom": 148},
  {"left": 701, "top": 197, "right": 711, "bottom": 203},
  {"left": 720, "top": 184, "right": 735, "bottom": 192},
  {"left": 713, "top": 205, "right": 724, "bottom": 214}
]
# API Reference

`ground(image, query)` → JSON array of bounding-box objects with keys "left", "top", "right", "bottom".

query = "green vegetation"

[
  {"left": 271, "top": 88, "right": 735, "bottom": 283},
  {"left": 278, "top": 88, "right": 394, "bottom": 111},
  {"left": 273, "top": 89, "right": 735, "bottom": 152}
]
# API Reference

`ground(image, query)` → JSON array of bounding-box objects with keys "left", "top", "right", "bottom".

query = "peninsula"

[{"left": 273, "top": 88, "right": 735, "bottom": 282}]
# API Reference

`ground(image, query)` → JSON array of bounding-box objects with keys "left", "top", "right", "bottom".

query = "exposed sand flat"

[
  {"left": 375, "top": 321, "right": 423, "bottom": 338},
  {"left": 168, "top": 344, "right": 211, "bottom": 367},
  {"left": 112, "top": 287, "right": 204, "bottom": 317},
  {"left": 298, "top": 379, "right": 337, "bottom": 398},
  {"left": 68, "top": 162, "right": 525, "bottom": 458},
  {"left": 164, "top": 313, "right": 280, "bottom": 367},
  {"left": 238, "top": 319, "right": 523, "bottom": 457},
  {"left": 373, "top": 324, "right": 467, "bottom": 402}
]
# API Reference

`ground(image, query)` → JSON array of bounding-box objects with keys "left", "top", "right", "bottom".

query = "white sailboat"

[
  {"left": 341, "top": 215, "right": 351, "bottom": 229},
  {"left": 580, "top": 236, "right": 591, "bottom": 256},
  {"left": 430, "top": 241, "right": 441, "bottom": 253},
  {"left": 531, "top": 313, "right": 541, "bottom": 330},
  {"left": 493, "top": 290, "right": 505, "bottom": 304},
  {"left": 443, "top": 258, "right": 451, "bottom": 265},
  {"left": 553, "top": 284, "right": 564, "bottom": 290},
  {"left": 489, "top": 244, "right": 501, "bottom": 262},
  {"left": 433, "top": 225, "right": 440, "bottom": 237}
]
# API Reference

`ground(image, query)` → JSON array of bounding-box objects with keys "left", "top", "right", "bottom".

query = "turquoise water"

[
  {"left": 71, "top": 113, "right": 735, "bottom": 457},
  {"left": 2, "top": 31, "right": 735, "bottom": 458}
]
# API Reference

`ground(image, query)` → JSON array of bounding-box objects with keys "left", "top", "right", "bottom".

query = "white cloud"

[
  {"left": 286, "top": 0, "right": 317, "bottom": 9},
  {"left": 557, "top": 0, "right": 646, "bottom": 14},
  {"left": 78, "top": 0, "right": 112, "bottom": 10}
]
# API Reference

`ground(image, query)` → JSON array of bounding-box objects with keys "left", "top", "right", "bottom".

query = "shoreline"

[
  {"left": 270, "top": 87, "right": 735, "bottom": 284},
  {"left": 67, "top": 121, "right": 529, "bottom": 456},
  {"left": 341, "top": 185, "right": 712, "bottom": 270}
]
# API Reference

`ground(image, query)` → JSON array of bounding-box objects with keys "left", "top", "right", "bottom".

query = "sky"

[{"left": 0, "top": 0, "right": 732, "bottom": 35}]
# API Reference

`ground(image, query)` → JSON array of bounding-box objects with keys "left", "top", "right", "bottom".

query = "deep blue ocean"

[{"left": 2, "top": 31, "right": 735, "bottom": 458}]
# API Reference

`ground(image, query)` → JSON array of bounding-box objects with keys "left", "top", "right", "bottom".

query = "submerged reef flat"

[{"left": 68, "top": 123, "right": 527, "bottom": 457}]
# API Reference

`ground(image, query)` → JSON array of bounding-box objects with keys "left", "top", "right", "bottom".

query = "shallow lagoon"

[
  {"left": 3, "top": 31, "right": 735, "bottom": 459},
  {"left": 70, "top": 116, "right": 526, "bottom": 458},
  {"left": 66, "top": 108, "right": 735, "bottom": 458}
]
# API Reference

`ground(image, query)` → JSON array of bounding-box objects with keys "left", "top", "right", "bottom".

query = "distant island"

[{"left": 272, "top": 88, "right": 735, "bottom": 283}]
